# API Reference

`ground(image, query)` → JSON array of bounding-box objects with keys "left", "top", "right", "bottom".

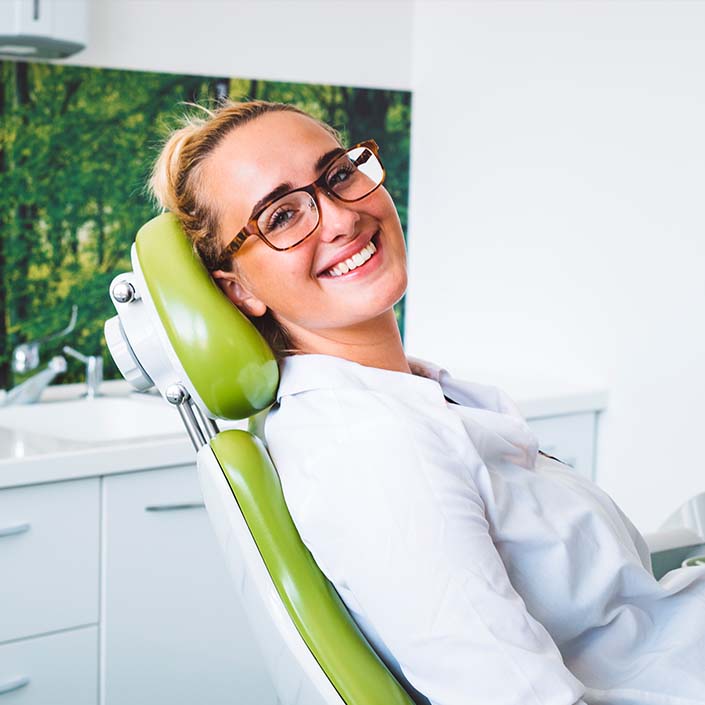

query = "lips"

[{"left": 316, "top": 230, "right": 379, "bottom": 277}]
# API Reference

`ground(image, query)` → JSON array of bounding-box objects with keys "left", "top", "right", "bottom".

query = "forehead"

[{"left": 205, "top": 111, "right": 340, "bottom": 229}]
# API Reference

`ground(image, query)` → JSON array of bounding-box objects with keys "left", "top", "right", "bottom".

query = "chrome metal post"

[
  {"left": 165, "top": 384, "right": 207, "bottom": 451},
  {"left": 192, "top": 403, "right": 219, "bottom": 439}
]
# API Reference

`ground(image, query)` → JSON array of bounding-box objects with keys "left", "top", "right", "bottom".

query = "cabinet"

[
  {"left": 0, "top": 478, "right": 99, "bottom": 643},
  {"left": 0, "top": 479, "right": 99, "bottom": 703},
  {"left": 1, "top": 467, "right": 278, "bottom": 705},
  {"left": 102, "top": 466, "right": 277, "bottom": 705}
]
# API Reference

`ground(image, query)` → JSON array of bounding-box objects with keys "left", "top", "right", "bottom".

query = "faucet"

[
  {"left": 0, "top": 306, "right": 78, "bottom": 406},
  {"left": 12, "top": 305, "right": 77, "bottom": 375},
  {"left": 62, "top": 346, "right": 103, "bottom": 399},
  {"left": 0, "top": 356, "right": 68, "bottom": 406}
]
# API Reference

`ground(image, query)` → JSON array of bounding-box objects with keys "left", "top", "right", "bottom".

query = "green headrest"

[{"left": 135, "top": 212, "right": 279, "bottom": 420}]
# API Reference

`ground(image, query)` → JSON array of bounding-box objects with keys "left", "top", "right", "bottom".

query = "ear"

[{"left": 211, "top": 269, "right": 268, "bottom": 318}]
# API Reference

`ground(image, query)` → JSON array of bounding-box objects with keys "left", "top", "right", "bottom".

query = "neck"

[{"left": 282, "top": 309, "right": 411, "bottom": 374}]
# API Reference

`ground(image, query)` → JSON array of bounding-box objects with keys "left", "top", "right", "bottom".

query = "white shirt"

[{"left": 263, "top": 353, "right": 705, "bottom": 705}]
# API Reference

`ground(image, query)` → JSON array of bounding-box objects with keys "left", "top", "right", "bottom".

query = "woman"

[{"left": 150, "top": 100, "right": 705, "bottom": 705}]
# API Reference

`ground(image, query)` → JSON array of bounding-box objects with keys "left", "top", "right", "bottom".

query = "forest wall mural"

[{"left": 0, "top": 62, "right": 411, "bottom": 387}]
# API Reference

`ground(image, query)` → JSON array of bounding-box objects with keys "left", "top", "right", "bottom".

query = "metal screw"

[
  {"left": 165, "top": 384, "right": 189, "bottom": 405},
  {"left": 112, "top": 280, "right": 136, "bottom": 303}
]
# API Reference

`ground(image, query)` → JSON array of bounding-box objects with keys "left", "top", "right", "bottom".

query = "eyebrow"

[{"left": 247, "top": 146, "right": 345, "bottom": 221}]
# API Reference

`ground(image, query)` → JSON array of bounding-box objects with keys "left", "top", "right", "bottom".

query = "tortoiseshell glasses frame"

[{"left": 211, "top": 139, "right": 385, "bottom": 270}]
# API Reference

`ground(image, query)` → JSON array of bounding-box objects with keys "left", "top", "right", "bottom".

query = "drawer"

[
  {"left": 0, "top": 478, "right": 99, "bottom": 643},
  {"left": 0, "top": 625, "right": 97, "bottom": 704},
  {"left": 526, "top": 412, "right": 597, "bottom": 480}
]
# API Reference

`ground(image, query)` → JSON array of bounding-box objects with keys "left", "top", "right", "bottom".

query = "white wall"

[
  {"left": 57, "top": 0, "right": 705, "bottom": 532},
  {"left": 406, "top": 0, "right": 705, "bottom": 531},
  {"left": 63, "top": 0, "right": 413, "bottom": 90}
]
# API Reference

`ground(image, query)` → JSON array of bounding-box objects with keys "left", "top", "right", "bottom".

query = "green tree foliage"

[{"left": 0, "top": 64, "right": 410, "bottom": 388}]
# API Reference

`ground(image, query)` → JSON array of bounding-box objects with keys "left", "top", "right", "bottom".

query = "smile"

[{"left": 320, "top": 232, "right": 381, "bottom": 279}]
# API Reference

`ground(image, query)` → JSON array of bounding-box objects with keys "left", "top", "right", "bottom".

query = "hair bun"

[{"left": 149, "top": 121, "right": 203, "bottom": 212}]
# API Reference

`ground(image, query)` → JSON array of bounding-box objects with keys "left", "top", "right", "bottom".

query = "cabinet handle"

[
  {"left": 0, "top": 676, "right": 30, "bottom": 695},
  {"left": 0, "top": 522, "right": 30, "bottom": 538},
  {"left": 144, "top": 503, "right": 205, "bottom": 512}
]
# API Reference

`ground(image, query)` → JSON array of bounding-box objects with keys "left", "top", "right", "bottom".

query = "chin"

[
  {"left": 386, "top": 267, "right": 408, "bottom": 307},
  {"left": 366, "top": 274, "right": 408, "bottom": 319}
]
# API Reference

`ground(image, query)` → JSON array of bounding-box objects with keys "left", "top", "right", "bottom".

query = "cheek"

[
  {"left": 239, "top": 248, "right": 316, "bottom": 307},
  {"left": 374, "top": 187, "right": 400, "bottom": 219}
]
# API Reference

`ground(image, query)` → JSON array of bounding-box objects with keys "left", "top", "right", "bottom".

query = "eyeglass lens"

[{"left": 257, "top": 145, "right": 384, "bottom": 249}]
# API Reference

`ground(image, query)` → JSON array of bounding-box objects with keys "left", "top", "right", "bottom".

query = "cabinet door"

[
  {"left": 102, "top": 466, "right": 277, "bottom": 705},
  {"left": 526, "top": 412, "right": 597, "bottom": 480},
  {"left": 0, "top": 478, "right": 99, "bottom": 643},
  {"left": 0, "top": 626, "right": 97, "bottom": 705}
]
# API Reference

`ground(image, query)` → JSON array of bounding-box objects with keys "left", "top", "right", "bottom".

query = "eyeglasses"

[{"left": 211, "top": 139, "right": 385, "bottom": 270}]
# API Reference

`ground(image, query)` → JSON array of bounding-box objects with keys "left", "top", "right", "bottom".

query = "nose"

[{"left": 314, "top": 188, "right": 361, "bottom": 243}]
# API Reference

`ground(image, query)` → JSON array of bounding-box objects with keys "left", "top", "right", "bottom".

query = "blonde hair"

[{"left": 149, "top": 99, "right": 341, "bottom": 360}]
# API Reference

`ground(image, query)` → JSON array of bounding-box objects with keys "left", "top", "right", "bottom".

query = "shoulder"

[
  {"left": 265, "top": 385, "right": 421, "bottom": 454},
  {"left": 265, "top": 384, "right": 471, "bottom": 506},
  {"left": 265, "top": 377, "right": 466, "bottom": 486},
  {"left": 262, "top": 387, "right": 426, "bottom": 564}
]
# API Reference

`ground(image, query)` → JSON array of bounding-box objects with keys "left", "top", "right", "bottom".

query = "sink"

[{"left": 0, "top": 395, "right": 185, "bottom": 443}]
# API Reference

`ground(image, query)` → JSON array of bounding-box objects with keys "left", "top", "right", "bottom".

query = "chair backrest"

[{"left": 105, "top": 213, "right": 417, "bottom": 705}]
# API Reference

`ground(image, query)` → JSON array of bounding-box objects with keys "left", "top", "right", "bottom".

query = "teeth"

[{"left": 326, "top": 239, "right": 377, "bottom": 277}]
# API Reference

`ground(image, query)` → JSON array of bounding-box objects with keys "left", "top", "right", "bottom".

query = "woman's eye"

[
  {"left": 328, "top": 164, "right": 354, "bottom": 187},
  {"left": 265, "top": 207, "right": 295, "bottom": 232}
]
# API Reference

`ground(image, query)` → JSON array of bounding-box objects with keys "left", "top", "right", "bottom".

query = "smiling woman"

[{"left": 149, "top": 100, "right": 409, "bottom": 373}]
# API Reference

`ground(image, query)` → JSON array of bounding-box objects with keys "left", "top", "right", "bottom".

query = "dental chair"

[{"left": 104, "top": 213, "right": 419, "bottom": 705}]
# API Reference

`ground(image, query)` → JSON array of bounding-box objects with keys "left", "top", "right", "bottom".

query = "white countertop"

[
  {"left": 0, "top": 375, "right": 607, "bottom": 490},
  {"left": 0, "top": 381, "right": 245, "bottom": 489}
]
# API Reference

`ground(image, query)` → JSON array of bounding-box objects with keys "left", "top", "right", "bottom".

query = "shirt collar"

[
  {"left": 275, "top": 353, "right": 446, "bottom": 406},
  {"left": 276, "top": 353, "right": 524, "bottom": 419},
  {"left": 276, "top": 353, "right": 538, "bottom": 470}
]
